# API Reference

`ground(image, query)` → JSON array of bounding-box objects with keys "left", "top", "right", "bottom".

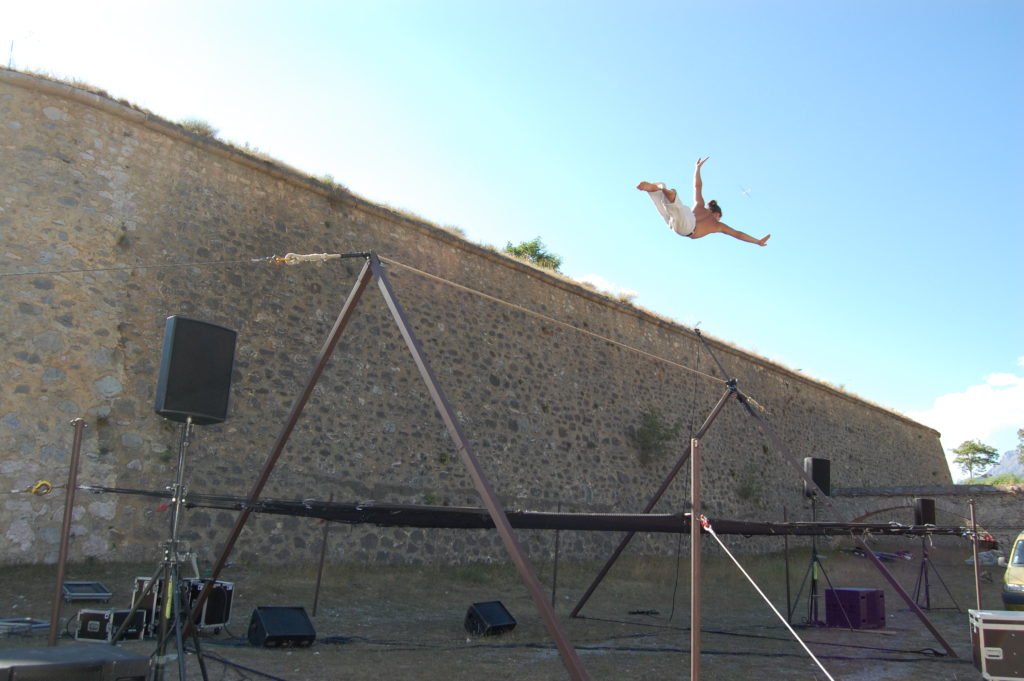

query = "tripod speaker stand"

[
  {"left": 788, "top": 457, "right": 839, "bottom": 626},
  {"left": 910, "top": 498, "right": 961, "bottom": 611},
  {"left": 789, "top": 495, "right": 841, "bottom": 626},
  {"left": 150, "top": 418, "right": 209, "bottom": 681},
  {"left": 123, "top": 316, "right": 237, "bottom": 681}
]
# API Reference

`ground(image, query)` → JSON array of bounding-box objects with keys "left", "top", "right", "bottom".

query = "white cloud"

[
  {"left": 575, "top": 274, "right": 638, "bottom": 301},
  {"left": 905, "top": 358, "right": 1024, "bottom": 470}
]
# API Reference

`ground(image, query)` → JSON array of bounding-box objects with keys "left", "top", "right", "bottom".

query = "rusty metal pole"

[
  {"left": 373, "top": 254, "right": 591, "bottom": 681},
  {"left": 854, "top": 537, "right": 957, "bottom": 657},
  {"left": 970, "top": 499, "right": 982, "bottom": 611},
  {"left": 48, "top": 417, "right": 87, "bottom": 646},
  {"left": 690, "top": 437, "right": 702, "bottom": 681},
  {"left": 312, "top": 494, "right": 334, "bottom": 616}
]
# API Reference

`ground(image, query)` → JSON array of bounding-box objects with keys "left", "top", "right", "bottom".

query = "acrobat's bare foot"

[
  {"left": 758, "top": 234, "right": 771, "bottom": 247},
  {"left": 638, "top": 182, "right": 676, "bottom": 202}
]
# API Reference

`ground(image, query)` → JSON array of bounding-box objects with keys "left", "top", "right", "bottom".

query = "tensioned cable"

[
  {"left": 380, "top": 256, "right": 726, "bottom": 387},
  {"left": 3, "top": 250, "right": 725, "bottom": 385},
  {"left": 698, "top": 514, "right": 836, "bottom": 681},
  {"left": 0, "top": 256, "right": 280, "bottom": 278}
]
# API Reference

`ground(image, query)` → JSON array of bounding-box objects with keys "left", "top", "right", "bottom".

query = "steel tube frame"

[
  {"left": 185, "top": 250, "right": 958, "bottom": 671},
  {"left": 571, "top": 373, "right": 958, "bottom": 662},
  {"left": 193, "top": 253, "right": 591, "bottom": 680}
]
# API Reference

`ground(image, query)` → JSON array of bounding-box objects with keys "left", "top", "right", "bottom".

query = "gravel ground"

[{"left": 0, "top": 540, "right": 1001, "bottom": 680}]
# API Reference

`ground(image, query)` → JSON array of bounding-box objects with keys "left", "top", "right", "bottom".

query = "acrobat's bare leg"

[{"left": 637, "top": 182, "right": 677, "bottom": 203}]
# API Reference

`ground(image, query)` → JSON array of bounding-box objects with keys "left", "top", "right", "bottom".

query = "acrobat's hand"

[{"left": 695, "top": 157, "right": 710, "bottom": 169}]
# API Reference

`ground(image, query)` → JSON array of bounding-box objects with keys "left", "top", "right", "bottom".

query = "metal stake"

[
  {"left": 690, "top": 437, "right": 702, "bottom": 681},
  {"left": 47, "top": 417, "right": 87, "bottom": 646}
]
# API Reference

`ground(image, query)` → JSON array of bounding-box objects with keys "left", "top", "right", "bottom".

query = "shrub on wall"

[{"left": 626, "top": 405, "right": 682, "bottom": 466}]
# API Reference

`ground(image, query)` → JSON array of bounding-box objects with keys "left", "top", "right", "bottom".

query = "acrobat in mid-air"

[{"left": 638, "top": 157, "right": 770, "bottom": 246}]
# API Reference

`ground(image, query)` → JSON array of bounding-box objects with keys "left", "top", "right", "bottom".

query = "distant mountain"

[{"left": 985, "top": 449, "right": 1024, "bottom": 478}]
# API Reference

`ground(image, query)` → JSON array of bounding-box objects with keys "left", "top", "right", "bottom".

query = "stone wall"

[
  {"left": 835, "top": 484, "right": 1024, "bottom": 555},
  {"left": 0, "top": 69, "right": 951, "bottom": 568}
]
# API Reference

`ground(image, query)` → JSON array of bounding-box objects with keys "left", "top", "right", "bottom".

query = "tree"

[
  {"left": 951, "top": 439, "right": 1000, "bottom": 482},
  {"left": 504, "top": 237, "right": 562, "bottom": 272},
  {"left": 1016, "top": 428, "right": 1024, "bottom": 467}
]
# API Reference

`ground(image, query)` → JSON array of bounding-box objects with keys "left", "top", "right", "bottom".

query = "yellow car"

[{"left": 1002, "top": 531, "right": 1024, "bottom": 611}]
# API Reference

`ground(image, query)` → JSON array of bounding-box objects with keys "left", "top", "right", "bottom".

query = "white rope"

[
  {"left": 697, "top": 514, "right": 836, "bottom": 681},
  {"left": 277, "top": 252, "right": 341, "bottom": 265}
]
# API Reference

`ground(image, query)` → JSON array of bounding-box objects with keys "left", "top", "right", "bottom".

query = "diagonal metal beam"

[
  {"left": 855, "top": 535, "right": 957, "bottom": 657},
  {"left": 189, "top": 256, "right": 376, "bottom": 634},
  {"left": 371, "top": 254, "right": 591, "bottom": 681},
  {"left": 570, "top": 382, "right": 736, "bottom": 618}
]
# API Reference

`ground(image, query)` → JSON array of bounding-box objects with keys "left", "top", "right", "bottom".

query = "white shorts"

[{"left": 649, "top": 189, "right": 696, "bottom": 237}]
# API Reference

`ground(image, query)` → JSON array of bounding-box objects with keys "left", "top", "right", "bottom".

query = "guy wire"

[
  {"left": 380, "top": 256, "right": 725, "bottom": 387},
  {"left": 2, "top": 250, "right": 725, "bottom": 386}
]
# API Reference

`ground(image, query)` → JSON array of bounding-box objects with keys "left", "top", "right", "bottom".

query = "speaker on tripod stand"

[
  {"left": 791, "top": 457, "right": 833, "bottom": 626},
  {"left": 910, "top": 497, "right": 961, "bottom": 611},
  {"left": 143, "top": 316, "right": 237, "bottom": 681},
  {"left": 803, "top": 457, "right": 830, "bottom": 499}
]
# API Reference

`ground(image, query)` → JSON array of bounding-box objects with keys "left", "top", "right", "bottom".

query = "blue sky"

[{"left": 4, "top": 0, "right": 1022, "bottom": 476}]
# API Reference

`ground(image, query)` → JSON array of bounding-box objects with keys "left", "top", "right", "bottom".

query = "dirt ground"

[{"left": 0, "top": 539, "right": 1002, "bottom": 680}]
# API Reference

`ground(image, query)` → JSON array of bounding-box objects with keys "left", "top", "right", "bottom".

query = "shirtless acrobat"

[{"left": 638, "top": 157, "right": 770, "bottom": 246}]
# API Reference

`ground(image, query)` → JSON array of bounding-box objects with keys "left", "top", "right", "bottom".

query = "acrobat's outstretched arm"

[
  {"left": 718, "top": 223, "right": 771, "bottom": 246},
  {"left": 693, "top": 156, "right": 709, "bottom": 207}
]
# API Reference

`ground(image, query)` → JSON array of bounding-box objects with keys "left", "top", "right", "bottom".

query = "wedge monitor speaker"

[
  {"left": 247, "top": 606, "right": 316, "bottom": 647},
  {"left": 154, "top": 316, "right": 237, "bottom": 425},
  {"left": 464, "top": 601, "right": 516, "bottom": 636}
]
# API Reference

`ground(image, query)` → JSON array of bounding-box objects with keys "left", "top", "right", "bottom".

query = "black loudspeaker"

[
  {"left": 825, "top": 588, "right": 886, "bottom": 629},
  {"left": 154, "top": 315, "right": 237, "bottom": 425},
  {"left": 247, "top": 607, "right": 316, "bottom": 647},
  {"left": 803, "top": 457, "right": 830, "bottom": 498},
  {"left": 914, "top": 497, "right": 936, "bottom": 525},
  {"left": 464, "top": 601, "right": 516, "bottom": 636}
]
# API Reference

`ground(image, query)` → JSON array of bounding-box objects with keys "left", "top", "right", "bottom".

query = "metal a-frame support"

[
  {"left": 570, "top": 373, "right": 958, "bottom": 676},
  {"left": 189, "top": 252, "right": 592, "bottom": 681}
]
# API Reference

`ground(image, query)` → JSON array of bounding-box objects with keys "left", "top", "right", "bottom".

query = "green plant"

[
  {"left": 951, "top": 439, "right": 1000, "bottom": 480},
  {"left": 735, "top": 471, "right": 762, "bottom": 501},
  {"left": 626, "top": 405, "right": 682, "bottom": 465},
  {"left": 179, "top": 118, "right": 219, "bottom": 138},
  {"left": 979, "top": 473, "right": 1024, "bottom": 485},
  {"left": 503, "top": 237, "right": 562, "bottom": 272}
]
